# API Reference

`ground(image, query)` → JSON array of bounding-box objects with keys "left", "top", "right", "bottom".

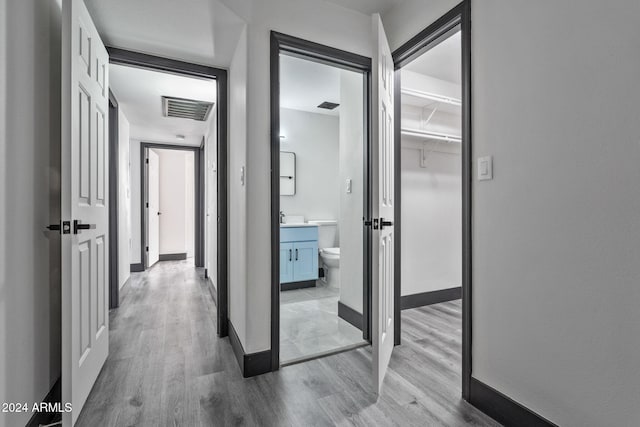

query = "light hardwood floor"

[{"left": 76, "top": 260, "right": 499, "bottom": 427}]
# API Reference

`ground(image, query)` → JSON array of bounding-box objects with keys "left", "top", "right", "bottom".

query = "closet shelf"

[
  {"left": 401, "top": 128, "right": 462, "bottom": 143},
  {"left": 401, "top": 88, "right": 461, "bottom": 107}
]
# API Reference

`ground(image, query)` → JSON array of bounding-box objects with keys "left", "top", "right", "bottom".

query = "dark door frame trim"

[
  {"left": 107, "top": 48, "right": 229, "bottom": 337},
  {"left": 270, "top": 31, "right": 373, "bottom": 371},
  {"left": 108, "top": 90, "right": 120, "bottom": 309},
  {"left": 391, "top": 0, "right": 472, "bottom": 399}
]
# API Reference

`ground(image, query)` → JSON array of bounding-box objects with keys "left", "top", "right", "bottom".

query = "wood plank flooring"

[{"left": 76, "top": 260, "right": 499, "bottom": 427}]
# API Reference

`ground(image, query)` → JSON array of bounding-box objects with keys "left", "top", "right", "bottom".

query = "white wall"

[
  {"left": 228, "top": 26, "right": 248, "bottom": 346},
  {"left": 279, "top": 108, "right": 340, "bottom": 223},
  {"left": 400, "top": 69, "right": 462, "bottom": 297},
  {"left": 243, "top": 0, "right": 372, "bottom": 354},
  {"left": 129, "top": 139, "right": 141, "bottom": 264},
  {"left": 338, "top": 70, "right": 364, "bottom": 313},
  {"left": 0, "top": 1, "right": 62, "bottom": 426},
  {"left": 205, "top": 108, "right": 218, "bottom": 284},
  {"left": 117, "top": 110, "right": 131, "bottom": 288},
  {"left": 155, "top": 149, "right": 194, "bottom": 256},
  {"left": 401, "top": 145, "right": 461, "bottom": 296},
  {"left": 385, "top": 1, "right": 640, "bottom": 425},
  {"left": 184, "top": 150, "right": 195, "bottom": 258}
]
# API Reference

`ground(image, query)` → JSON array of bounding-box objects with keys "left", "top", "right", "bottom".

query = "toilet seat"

[{"left": 321, "top": 247, "right": 340, "bottom": 257}]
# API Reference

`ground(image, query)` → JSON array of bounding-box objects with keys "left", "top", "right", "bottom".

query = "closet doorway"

[{"left": 392, "top": 0, "right": 472, "bottom": 398}]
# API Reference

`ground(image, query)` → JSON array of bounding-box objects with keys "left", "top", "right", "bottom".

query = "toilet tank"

[{"left": 308, "top": 220, "right": 338, "bottom": 249}]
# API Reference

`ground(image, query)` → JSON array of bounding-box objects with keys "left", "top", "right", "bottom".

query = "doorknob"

[
  {"left": 46, "top": 221, "right": 71, "bottom": 234},
  {"left": 73, "top": 220, "right": 96, "bottom": 234},
  {"left": 380, "top": 218, "right": 393, "bottom": 230},
  {"left": 46, "top": 223, "right": 61, "bottom": 232}
]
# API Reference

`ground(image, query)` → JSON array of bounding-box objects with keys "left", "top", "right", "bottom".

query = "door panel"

[
  {"left": 147, "top": 149, "right": 160, "bottom": 267},
  {"left": 62, "top": 0, "right": 110, "bottom": 424},
  {"left": 372, "top": 13, "right": 395, "bottom": 396},
  {"left": 293, "top": 242, "right": 318, "bottom": 281}
]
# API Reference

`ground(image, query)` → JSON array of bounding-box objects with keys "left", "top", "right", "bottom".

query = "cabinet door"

[
  {"left": 280, "top": 242, "right": 294, "bottom": 283},
  {"left": 293, "top": 241, "right": 318, "bottom": 281}
]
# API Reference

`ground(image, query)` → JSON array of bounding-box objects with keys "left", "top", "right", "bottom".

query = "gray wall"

[
  {"left": 279, "top": 108, "right": 340, "bottom": 223},
  {"left": 0, "top": 1, "right": 62, "bottom": 426},
  {"left": 385, "top": 0, "right": 640, "bottom": 425}
]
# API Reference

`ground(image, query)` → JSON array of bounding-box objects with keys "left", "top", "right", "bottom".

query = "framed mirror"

[{"left": 280, "top": 151, "right": 296, "bottom": 196}]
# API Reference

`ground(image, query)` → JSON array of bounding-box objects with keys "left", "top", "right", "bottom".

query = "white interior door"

[
  {"left": 147, "top": 149, "right": 160, "bottom": 267},
  {"left": 61, "top": 0, "right": 110, "bottom": 424},
  {"left": 371, "top": 13, "right": 395, "bottom": 396}
]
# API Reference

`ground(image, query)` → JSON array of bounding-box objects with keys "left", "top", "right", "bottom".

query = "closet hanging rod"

[
  {"left": 401, "top": 88, "right": 461, "bottom": 106},
  {"left": 401, "top": 128, "right": 462, "bottom": 143}
]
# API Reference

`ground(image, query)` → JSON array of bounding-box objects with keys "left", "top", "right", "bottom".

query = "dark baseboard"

[
  {"left": 280, "top": 280, "right": 316, "bottom": 291},
  {"left": 469, "top": 378, "right": 558, "bottom": 427},
  {"left": 401, "top": 287, "right": 461, "bottom": 310},
  {"left": 338, "top": 301, "right": 363, "bottom": 331},
  {"left": 228, "top": 321, "right": 272, "bottom": 378},
  {"left": 26, "top": 378, "right": 61, "bottom": 427},
  {"left": 159, "top": 252, "right": 187, "bottom": 261},
  {"left": 130, "top": 263, "right": 144, "bottom": 272}
]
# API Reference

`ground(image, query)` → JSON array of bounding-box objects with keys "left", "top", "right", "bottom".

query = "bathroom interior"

[{"left": 278, "top": 53, "right": 367, "bottom": 364}]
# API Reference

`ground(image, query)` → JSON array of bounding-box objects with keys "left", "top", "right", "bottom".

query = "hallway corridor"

[{"left": 76, "top": 261, "right": 498, "bottom": 426}]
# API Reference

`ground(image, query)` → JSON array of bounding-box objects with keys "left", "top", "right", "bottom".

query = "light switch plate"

[{"left": 478, "top": 156, "right": 493, "bottom": 181}]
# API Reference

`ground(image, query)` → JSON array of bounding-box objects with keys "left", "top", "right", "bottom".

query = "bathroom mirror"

[{"left": 280, "top": 151, "right": 296, "bottom": 196}]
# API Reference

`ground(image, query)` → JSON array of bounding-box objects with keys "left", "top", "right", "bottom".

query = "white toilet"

[{"left": 308, "top": 220, "right": 340, "bottom": 288}]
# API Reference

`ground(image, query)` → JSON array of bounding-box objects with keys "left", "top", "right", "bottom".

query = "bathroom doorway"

[{"left": 270, "top": 33, "right": 372, "bottom": 367}]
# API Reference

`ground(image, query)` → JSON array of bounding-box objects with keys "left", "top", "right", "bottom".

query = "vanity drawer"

[{"left": 280, "top": 226, "right": 318, "bottom": 242}]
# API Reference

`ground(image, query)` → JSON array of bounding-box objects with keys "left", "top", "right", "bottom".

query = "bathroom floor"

[{"left": 280, "top": 283, "right": 366, "bottom": 364}]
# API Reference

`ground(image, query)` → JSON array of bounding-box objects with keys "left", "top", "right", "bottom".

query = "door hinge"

[
  {"left": 145, "top": 158, "right": 149, "bottom": 164},
  {"left": 146, "top": 202, "right": 149, "bottom": 208},
  {"left": 145, "top": 246, "right": 149, "bottom": 252}
]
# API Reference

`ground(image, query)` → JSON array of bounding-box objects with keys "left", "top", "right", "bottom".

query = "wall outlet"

[
  {"left": 478, "top": 156, "right": 493, "bottom": 181},
  {"left": 346, "top": 178, "right": 352, "bottom": 193},
  {"left": 240, "top": 166, "right": 245, "bottom": 186}
]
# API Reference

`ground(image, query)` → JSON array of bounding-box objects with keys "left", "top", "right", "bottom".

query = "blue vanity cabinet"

[
  {"left": 280, "top": 242, "right": 294, "bottom": 283},
  {"left": 280, "top": 226, "right": 319, "bottom": 284}
]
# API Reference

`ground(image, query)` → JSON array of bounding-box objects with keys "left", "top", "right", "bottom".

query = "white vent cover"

[{"left": 162, "top": 96, "right": 214, "bottom": 121}]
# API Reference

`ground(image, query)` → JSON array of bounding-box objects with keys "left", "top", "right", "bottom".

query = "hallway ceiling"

[
  {"left": 405, "top": 31, "right": 461, "bottom": 84},
  {"left": 84, "top": 0, "right": 244, "bottom": 68},
  {"left": 110, "top": 64, "right": 217, "bottom": 146},
  {"left": 322, "top": 0, "right": 406, "bottom": 15}
]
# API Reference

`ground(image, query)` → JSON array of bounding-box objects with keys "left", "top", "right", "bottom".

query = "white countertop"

[{"left": 280, "top": 223, "right": 318, "bottom": 228}]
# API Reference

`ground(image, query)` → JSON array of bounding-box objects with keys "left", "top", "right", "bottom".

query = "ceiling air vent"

[
  {"left": 317, "top": 101, "right": 340, "bottom": 110},
  {"left": 162, "top": 96, "right": 214, "bottom": 121}
]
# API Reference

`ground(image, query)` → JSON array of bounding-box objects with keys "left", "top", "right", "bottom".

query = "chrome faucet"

[{"left": 279, "top": 211, "right": 285, "bottom": 224}]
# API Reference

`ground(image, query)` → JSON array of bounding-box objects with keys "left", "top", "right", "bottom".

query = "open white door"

[
  {"left": 147, "top": 149, "right": 160, "bottom": 267},
  {"left": 371, "top": 13, "right": 395, "bottom": 396},
  {"left": 61, "top": 0, "right": 110, "bottom": 424}
]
